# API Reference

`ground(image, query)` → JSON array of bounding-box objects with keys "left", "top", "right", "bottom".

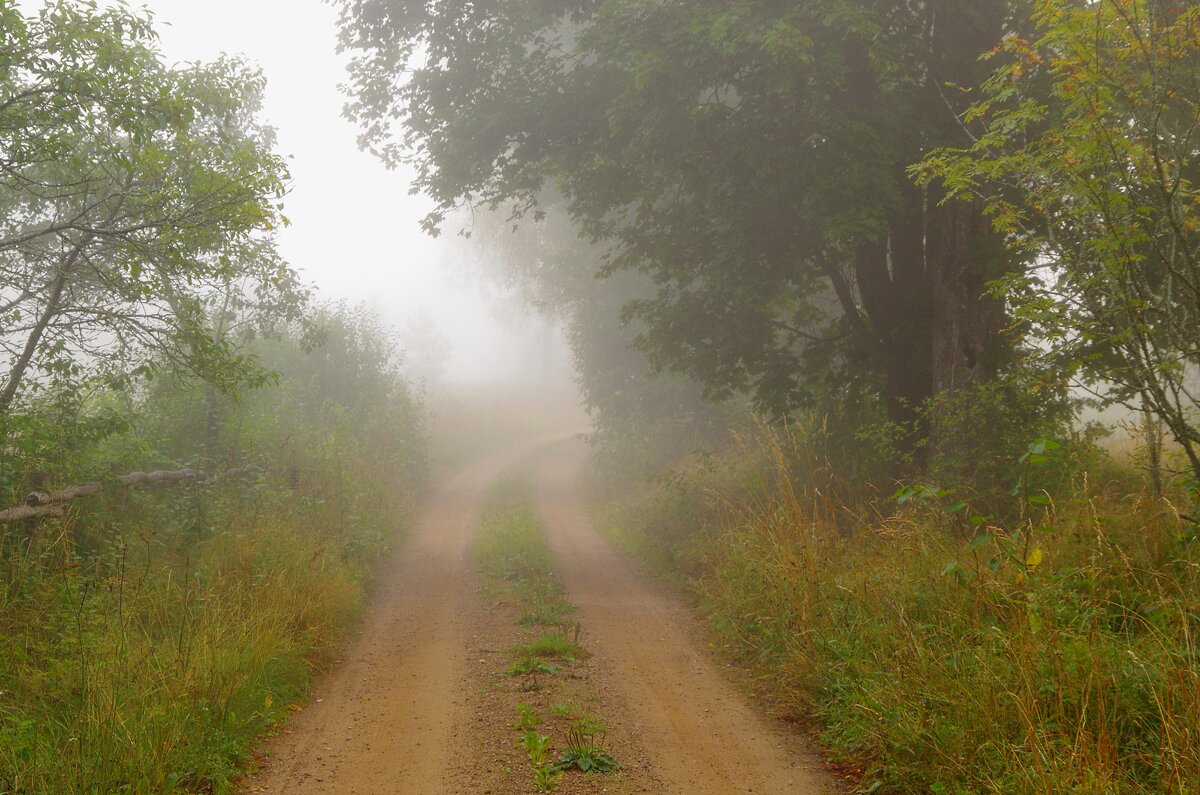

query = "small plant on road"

[
  {"left": 517, "top": 595, "right": 574, "bottom": 627},
  {"left": 506, "top": 657, "right": 560, "bottom": 678},
  {"left": 475, "top": 479, "right": 618, "bottom": 790},
  {"left": 522, "top": 729, "right": 552, "bottom": 766},
  {"left": 509, "top": 632, "right": 585, "bottom": 662},
  {"left": 533, "top": 765, "right": 563, "bottom": 791},
  {"left": 550, "top": 719, "right": 618, "bottom": 774},
  {"left": 522, "top": 730, "right": 563, "bottom": 791},
  {"left": 513, "top": 703, "right": 543, "bottom": 731}
]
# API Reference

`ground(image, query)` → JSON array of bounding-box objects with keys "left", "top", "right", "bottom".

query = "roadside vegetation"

[
  {"left": 604, "top": 423, "right": 1199, "bottom": 793},
  {"left": 474, "top": 479, "right": 618, "bottom": 793},
  {"left": 4, "top": 0, "right": 1199, "bottom": 791},
  {"left": 0, "top": 5, "right": 426, "bottom": 792},
  {"left": 0, "top": 307, "right": 425, "bottom": 794}
]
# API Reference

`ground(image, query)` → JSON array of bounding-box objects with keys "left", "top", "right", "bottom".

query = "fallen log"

[
  {"left": 0, "top": 504, "right": 66, "bottom": 523},
  {"left": 0, "top": 467, "right": 238, "bottom": 524}
]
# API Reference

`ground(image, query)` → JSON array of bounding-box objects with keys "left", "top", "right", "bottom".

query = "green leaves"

[
  {"left": 967, "top": 534, "right": 994, "bottom": 553},
  {"left": 339, "top": 0, "right": 1022, "bottom": 451},
  {"left": 0, "top": 2, "right": 301, "bottom": 411},
  {"left": 1019, "top": 439, "right": 1060, "bottom": 467},
  {"left": 550, "top": 746, "right": 618, "bottom": 774},
  {"left": 919, "top": 0, "right": 1200, "bottom": 495}
]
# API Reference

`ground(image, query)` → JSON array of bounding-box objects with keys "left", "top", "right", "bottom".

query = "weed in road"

[
  {"left": 474, "top": 483, "right": 552, "bottom": 584},
  {"left": 551, "top": 720, "right": 618, "bottom": 774},
  {"left": 522, "top": 730, "right": 563, "bottom": 791},
  {"left": 509, "top": 632, "right": 585, "bottom": 662},
  {"left": 522, "top": 730, "right": 553, "bottom": 767},
  {"left": 572, "top": 715, "right": 607, "bottom": 736},
  {"left": 513, "top": 703, "right": 543, "bottom": 731},
  {"left": 475, "top": 478, "right": 620, "bottom": 789},
  {"left": 506, "top": 658, "right": 561, "bottom": 678},
  {"left": 517, "top": 594, "right": 575, "bottom": 627},
  {"left": 534, "top": 765, "right": 563, "bottom": 791}
]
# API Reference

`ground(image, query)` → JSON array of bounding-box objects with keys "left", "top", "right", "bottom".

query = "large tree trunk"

[
  {"left": 852, "top": 185, "right": 934, "bottom": 470},
  {"left": 915, "top": 0, "right": 1011, "bottom": 478},
  {"left": 826, "top": 1, "right": 1011, "bottom": 477},
  {"left": 926, "top": 194, "right": 1009, "bottom": 471},
  {"left": 853, "top": 187, "right": 1007, "bottom": 475}
]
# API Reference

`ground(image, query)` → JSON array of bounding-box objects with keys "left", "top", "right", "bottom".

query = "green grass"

[
  {"left": 605, "top": 425, "right": 1200, "bottom": 794},
  {"left": 0, "top": 442, "right": 417, "bottom": 794},
  {"left": 505, "top": 658, "right": 562, "bottom": 678},
  {"left": 475, "top": 480, "right": 577, "bottom": 637},
  {"left": 475, "top": 482, "right": 554, "bottom": 581},
  {"left": 516, "top": 585, "right": 576, "bottom": 627},
  {"left": 476, "top": 480, "right": 580, "bottom": 689},
  {"left": 474, "top": 478, "right": 618, "bottom": 789},
  {"left": 510, "top": 632, "right": 586, "bottom": 662}
]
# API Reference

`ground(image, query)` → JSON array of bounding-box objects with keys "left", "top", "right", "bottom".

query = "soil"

[{"left": 239, "top": 433, "right": 845, "bottom": 794}]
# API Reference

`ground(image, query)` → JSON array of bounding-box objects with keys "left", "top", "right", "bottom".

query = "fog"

[{"left": 137, "top": 0, "right": 569, "bottom": 389}]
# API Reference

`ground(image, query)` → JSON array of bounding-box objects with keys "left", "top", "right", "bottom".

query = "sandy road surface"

[
  {"left": 242, "top": 433, "right": 840, "bottom": 794},
  {"left": 240, "top": 433, "right": 578, "bottom": 794},
  {"left": 533, "top": 438, "right": 838, "bottom": 794}
]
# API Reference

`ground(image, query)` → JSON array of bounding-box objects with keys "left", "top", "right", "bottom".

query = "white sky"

[{"left": 123, "top": 0, "right": 559, "bottom": 385}]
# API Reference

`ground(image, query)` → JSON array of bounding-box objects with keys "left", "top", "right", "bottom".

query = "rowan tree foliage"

[
  {"left": 920, "top": 0, "right": 1200, "bottom": 490},
  {"left": 0, "top": 2, "right": 304, "bottom": 415},
  {"left": 338, "top": 0, "right": 1046, "bottom": 471}
]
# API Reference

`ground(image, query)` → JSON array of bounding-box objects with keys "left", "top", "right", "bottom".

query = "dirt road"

[
  {"left": 533, "top": 439, "right": 835, "bottom": 794},
  {"left": 240, "top": 434, "right": 574, "bottom": 794},
  {"left": 242, "top": 434, "right": 840, "bottom": 794}
]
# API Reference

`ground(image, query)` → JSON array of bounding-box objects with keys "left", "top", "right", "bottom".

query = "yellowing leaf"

[{"left": 1026, "top": 548, "right": 1044, "bottom": 568}]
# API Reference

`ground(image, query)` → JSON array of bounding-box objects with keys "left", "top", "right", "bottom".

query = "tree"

[
  {"left": 338, "top": 0, "right": 1032, "bottom": 470},
  {"left": 0, "top": 2, "right": 303, "bottom": 415},
  {"left": 920, "top": 0, "right": 1200, "bottom": 491},
  {"left": 399, "top": 308, "right": 451, "bottom": 390},
  {"left": 468, "top": 203, "right": 739, "bottom": 468}
]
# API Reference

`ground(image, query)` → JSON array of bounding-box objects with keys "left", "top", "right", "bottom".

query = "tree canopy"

[
  {"left": 338, "top": 0, "right": 1041, "bottom": 470},
  {"left": 0, "top": 1, "right": 304, "bottom": 415},
  {"left": 920, "top": 0, "right": 1200, "bottom": 487}
]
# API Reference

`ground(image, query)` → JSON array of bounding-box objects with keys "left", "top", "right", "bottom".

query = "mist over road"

[{"left": 241, "top": 433, "right": 838, "bottom": 794}]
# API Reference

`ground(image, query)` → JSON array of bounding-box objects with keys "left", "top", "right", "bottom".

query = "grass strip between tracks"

[{"left": 474, "top": 477, "right": 618, "bottom": 793}]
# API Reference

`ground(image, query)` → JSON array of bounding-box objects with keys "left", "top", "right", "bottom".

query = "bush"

[
  {"left": 0, "top": 304, "right": 425, "bottom": 794},
  {"left": 607, "top": 423, "right": 1200, "bottom": 793}
]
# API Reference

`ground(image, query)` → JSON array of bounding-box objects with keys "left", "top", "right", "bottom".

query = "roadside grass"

[
  {"left": 474, "top": 478, "right": 618, "bottom": 791},
  {"left": 0, "top": 451, "right": 416, "bottom": 794},
  {"left": 0, "top": 314, "right": 425, "bottom": 795},
  {"left": 603, "top": 425, "right": 1200, "bottom": 794}
]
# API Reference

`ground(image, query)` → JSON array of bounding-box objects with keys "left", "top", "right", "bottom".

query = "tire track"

[
  {"left": 240, "top": 432, "right": 579, "bottom": 794},
  {"left": 531, "top": 438, "right": 841, "bottom": 795}
]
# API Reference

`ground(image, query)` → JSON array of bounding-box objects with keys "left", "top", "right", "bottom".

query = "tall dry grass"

[
  {"left": 0, "top": 307, "right": 425, "bottom": 794},
  {"left": 0, "top": 449, "right": 411, "bottom": 794},
  {"left": 607, "top": 424, "right": 1200, "bottom": 793}
]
